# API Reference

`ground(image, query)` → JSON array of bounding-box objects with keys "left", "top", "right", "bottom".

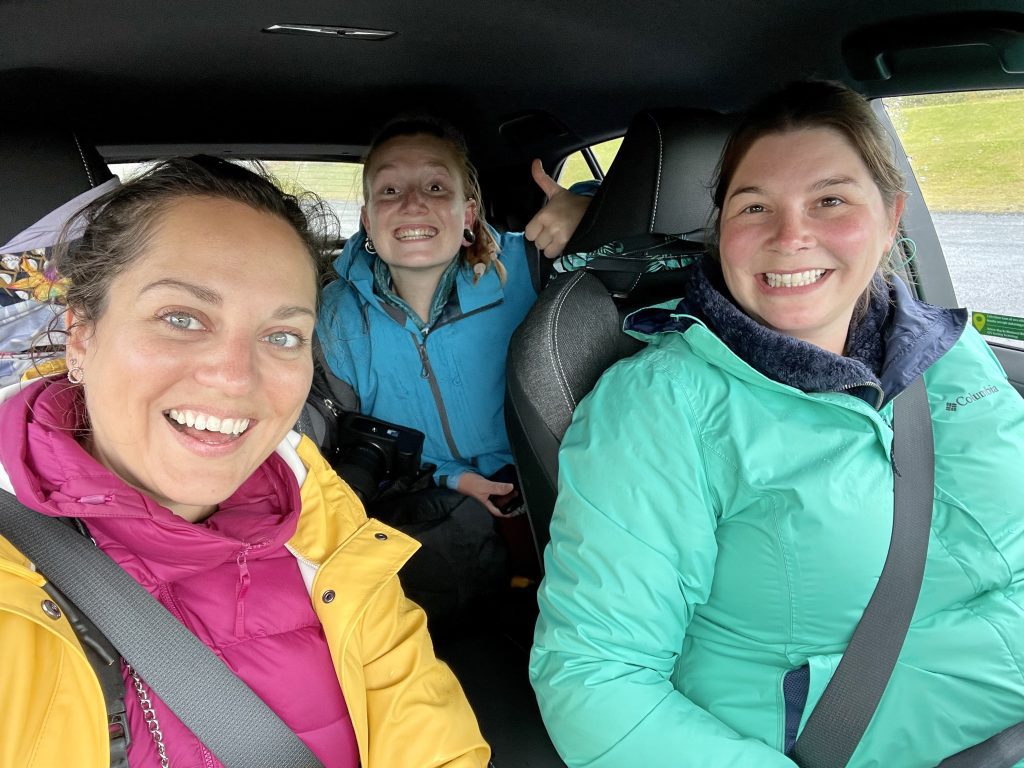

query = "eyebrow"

[
  {"left": 140, "top": 278, "right": 316, "bottom": 320},
  {"left": 373, "top": 160, "right": 452, "bottom": 175},
  {"left": 727, "top": 176, "right": 862, "bottom": 201}
]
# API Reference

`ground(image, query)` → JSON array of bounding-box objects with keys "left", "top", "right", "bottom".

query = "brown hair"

[
  {"left": 362, "top": 116, "right": 503, "bottom": 282},
  {"left": 711, "top": 81, "right": 907, "bottom": 314},
  {"left": 56, "top": 155, "right": 337, "bottom": 325}
]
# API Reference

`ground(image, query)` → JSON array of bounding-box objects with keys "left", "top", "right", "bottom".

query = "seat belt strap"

[
  {"left": 0, "top": 491, "right": 324, "bottom": 768},
  {"left": 791, "top": 375, "right": 934, "bottom": 768},
  {"left": 938, "top": 721, "right": 1024, "bottom": 767}
]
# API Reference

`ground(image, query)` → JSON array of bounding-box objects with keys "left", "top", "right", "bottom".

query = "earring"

[
  {"left": 887, "top": 236, "right": 917, "bottom": 271},
  {"left": 364, "top": 237, "right": 377, "bottom": 255},
  {"left": 463, "top": 228, "right": 476, "bottom": 246},
  {"left": 66, "top": 357, "right": 84, "bottom": 385}
]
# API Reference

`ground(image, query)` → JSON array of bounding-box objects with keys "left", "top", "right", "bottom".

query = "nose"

[
  {"left": 770, "top": 206, "right": 814, "bottom": 253},
  {"left": 399, "top": 187, "right": 428, "bottom": 213},
  {"left": 194, "top": 333, "right": 259, "bottom": 395}
]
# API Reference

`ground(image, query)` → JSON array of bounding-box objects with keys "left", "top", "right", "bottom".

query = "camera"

[{"left": 334, "top": 413, "right": 426, "bottom": 503}]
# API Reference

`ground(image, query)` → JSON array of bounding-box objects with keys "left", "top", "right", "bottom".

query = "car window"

[
  {"left": 109, "top": 160, "right": 364, "bottom": 238},
  {"left": 557, "top": 137, "right": 623, "bottom": 187},
  {"left": 883, "top": 90, "right": 1024, "bottom": 350}
]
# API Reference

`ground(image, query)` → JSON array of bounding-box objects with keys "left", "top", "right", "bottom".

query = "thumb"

[{"left": 531, "top": 158, "right": 565, "bottom": 200}]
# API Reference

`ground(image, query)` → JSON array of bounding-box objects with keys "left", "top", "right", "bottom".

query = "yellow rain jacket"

[{"left": 0, "top": 431, "right": 490, "bottom": 768}]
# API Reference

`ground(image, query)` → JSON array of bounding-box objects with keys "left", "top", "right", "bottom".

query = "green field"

[
  {"left": 886, "top": 90, "right": 1024, "bottom": 213},
  {"left": 262, "top": 90, "right": 1024, "bottom": 217}
]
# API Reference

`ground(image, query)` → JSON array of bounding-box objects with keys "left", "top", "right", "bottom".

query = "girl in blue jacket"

[
  {"left": 316, "top": 117, "right": 591, "bottom": 624},
  {"left": 531, "top": 81, "right": 1024, "bottom": 767}
]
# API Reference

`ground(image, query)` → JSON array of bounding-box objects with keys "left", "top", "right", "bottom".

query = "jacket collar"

[
  {"left": 333, "top": 226, "right": 506, "bottom": 332},
  {"left": 0, "top": 378, "right": 302, "bottom": 580},
  {"left": 626, "top": 260, "right": 966, "bottom": 408}
]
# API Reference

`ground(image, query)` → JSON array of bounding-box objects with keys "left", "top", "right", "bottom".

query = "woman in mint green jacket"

[{"left": 530, "top": 81, "right": 1024, "bottom": 767}]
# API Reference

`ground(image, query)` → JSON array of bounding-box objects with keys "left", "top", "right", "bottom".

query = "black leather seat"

[
  {"left": 1, "top": 128, "right": 114, "bottom": 247},
  {"left": 506, "top": 108, "right": 736, "bottom": 563}
]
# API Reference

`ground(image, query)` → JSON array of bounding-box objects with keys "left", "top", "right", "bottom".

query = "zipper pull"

[{"left": 417, "top": 342, "right": 431, "bottom": 379}]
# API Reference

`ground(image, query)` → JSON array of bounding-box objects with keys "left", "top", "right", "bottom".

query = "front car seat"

[
  {"left": 0, "top": 128, "right": 117, "bottom": 385},
  {"left": 505, "top": 108, "right": 736, "bottom": 563}
]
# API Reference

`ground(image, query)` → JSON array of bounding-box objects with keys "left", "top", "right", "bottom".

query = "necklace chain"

[{"left": 126, "top": 663, "right": 170, "bottom": 768}]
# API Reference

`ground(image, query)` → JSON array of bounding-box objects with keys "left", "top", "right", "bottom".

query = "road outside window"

[{"left": 884, "top": 90, "right": 1024, "bottom": 349}]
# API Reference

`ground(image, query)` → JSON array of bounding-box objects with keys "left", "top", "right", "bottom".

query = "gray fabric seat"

[{"left": 505, "top": 108, "right": 736, "bottom": 563}]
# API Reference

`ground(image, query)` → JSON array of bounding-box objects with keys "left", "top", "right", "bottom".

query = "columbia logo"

[{"left": 946, "top": 385, "right": 999, "bottom": 412}]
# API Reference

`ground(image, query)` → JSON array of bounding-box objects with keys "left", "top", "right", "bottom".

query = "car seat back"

[
  {"left": 506, "top": 107, "right": 736, "bottom": 561},
  {"left": 1, "top": 129, "right": 117, "bottom": 386}
]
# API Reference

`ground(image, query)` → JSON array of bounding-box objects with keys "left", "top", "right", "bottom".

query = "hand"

[
  {"left": 523, "top": 159, "right": 590, "bottom": 258},
  {"left": 456, "top": 472, "right": 514, "bottom": 518}
]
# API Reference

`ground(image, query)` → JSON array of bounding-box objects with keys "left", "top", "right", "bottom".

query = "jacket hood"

[
  {"left": 0, "top": 378, "right": 302, "bottom": 581},
  {"left": 626, "top": 261, "right": 966, "bottom": 407}
]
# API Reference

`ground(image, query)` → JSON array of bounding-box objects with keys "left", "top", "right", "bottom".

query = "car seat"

[
  {"left": 0, "top": 128, "right": 117, "bottom": 386},
  {"left": 505, "top": 108, "right": 736, "bottom": 563}
]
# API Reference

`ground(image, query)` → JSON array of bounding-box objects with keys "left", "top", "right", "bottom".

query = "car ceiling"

[{"left": 3, "top": 0, "right": 1023, "bottom": 166}]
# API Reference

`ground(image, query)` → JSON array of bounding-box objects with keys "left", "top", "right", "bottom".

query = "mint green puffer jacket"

[{"left": 530, "top": 284, "right": 1024, "bottom": 767}]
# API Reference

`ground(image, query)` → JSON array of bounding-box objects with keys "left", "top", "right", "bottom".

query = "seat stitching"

[
  {"left": 548, "top": 271, "right": 586, "bottom": 413},
  {"left": 648, "top": 115, "right": 664, "bottom": 232},
  {"left": 71, "top": 132, "right": 95, "bottom": 188}
]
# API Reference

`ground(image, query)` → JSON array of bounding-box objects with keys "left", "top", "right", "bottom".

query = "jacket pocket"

[{"left": 782, "top": 653, "right": 843, "bottom": 753}]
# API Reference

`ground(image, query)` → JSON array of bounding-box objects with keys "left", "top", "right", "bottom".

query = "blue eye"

[
  {"left": 265, "top": 331, "right": 305, "bottom": 349},
  {"left": 162, "top": 311, "right": 203, "bottom": 330}
]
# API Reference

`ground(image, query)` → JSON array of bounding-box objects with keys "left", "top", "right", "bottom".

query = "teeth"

[
  {"left": 395, "top": 227, "right": 435, "bottom": 240},
  {"left": 765, "top": 269, "right": 826, "bottom": 289},
  {"left": 167, "top": 409, "right": 250, "bottom": 435}
]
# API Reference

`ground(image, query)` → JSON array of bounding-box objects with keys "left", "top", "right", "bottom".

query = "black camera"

[{"left": 334, "top": 412, "right": 426, "bottom": 503}]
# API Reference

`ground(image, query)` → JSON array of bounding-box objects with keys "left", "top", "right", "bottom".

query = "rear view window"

[{"left": 109, "top": 160, "right": 364, "bottom": 239}]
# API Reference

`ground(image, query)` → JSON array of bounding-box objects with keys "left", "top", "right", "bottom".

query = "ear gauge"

[{"left": 463, "top": 227, "right": 476, "bottom": 246}]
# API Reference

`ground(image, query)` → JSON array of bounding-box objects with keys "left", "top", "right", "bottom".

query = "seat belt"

[
  {"left": 791, "top": 377, "right": 1024, "bottom": 767},
  {"left": 0, "top": 491, "right": 324, "bottom": 768},
  {"left": 791, "top": 376, "right": 934, "bottom": 768}
]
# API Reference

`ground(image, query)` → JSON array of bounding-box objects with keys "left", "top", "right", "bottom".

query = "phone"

[{"left": 488, "top": 465, "right": 525, "bottom": 517}]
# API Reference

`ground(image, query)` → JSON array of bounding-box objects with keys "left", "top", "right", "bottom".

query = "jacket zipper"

[
  {"left": 413, "top": 329, "right": 463, "bottom": 460},
  {"left": 408, "top": 297, "right": 505, "bottom": 461},
  {"left": 833, "top": 380, "right": 885, "bottom": 410}
]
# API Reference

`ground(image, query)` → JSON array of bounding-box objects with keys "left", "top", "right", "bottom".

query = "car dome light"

[{"left": 262, "top": 24, "right": 396, "bottom": 41}]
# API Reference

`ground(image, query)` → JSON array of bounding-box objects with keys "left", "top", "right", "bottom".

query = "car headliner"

[{"left": 4, "top": 0, "right": 1023, "bottom": 166}]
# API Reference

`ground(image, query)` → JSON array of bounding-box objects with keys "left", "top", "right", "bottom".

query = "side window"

[
  {"left": 557, "top": 138, "right": 623, "bottom": 187},
  {"left": 883, "top": 90, "right": 1024, "bottom": 349},
  {"left": 109, "top": 160, "right": 364, "bottom": 239}
]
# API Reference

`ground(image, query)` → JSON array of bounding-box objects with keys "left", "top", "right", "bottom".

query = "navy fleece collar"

[{"left": 627, "top": 261, "right": 966, "bottom": 408}]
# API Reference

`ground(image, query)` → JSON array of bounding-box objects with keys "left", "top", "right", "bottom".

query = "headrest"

[
  {"left": 564, "top": 108, "right": 737, "bottom": 255},
  {"left": 0, "top": 128, "right": 115, "bottom": 246}
]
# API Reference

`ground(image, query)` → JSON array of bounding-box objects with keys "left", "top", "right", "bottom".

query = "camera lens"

[{"left": 336, "top": 443, "right": 389, "bottom": 503}]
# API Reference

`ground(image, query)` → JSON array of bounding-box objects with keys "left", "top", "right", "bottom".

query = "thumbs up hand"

[{"left": 524, "top": 159, "right": 590, "bottom": 258}]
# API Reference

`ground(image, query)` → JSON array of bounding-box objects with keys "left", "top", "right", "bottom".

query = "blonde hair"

[{"left": 362, "top": 116, "right": 504, "bottom": 283}]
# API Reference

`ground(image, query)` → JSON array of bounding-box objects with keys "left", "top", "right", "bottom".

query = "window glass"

[
  {"left": 109, "top": 160, "right": 364, "bottom": 239},
  {"left": 557, "top": 137, "right": 623, "bottom": 187},
  {"left": 883, "top": 90, "right": 1024, "bottom": 348}
]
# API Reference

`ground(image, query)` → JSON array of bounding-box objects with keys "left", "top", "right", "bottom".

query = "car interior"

[{"left": 3, "top": 1, "right": 1023, "bottom": 766}]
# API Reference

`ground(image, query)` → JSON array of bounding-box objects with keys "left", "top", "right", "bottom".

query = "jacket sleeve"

[
  {"left": 434, "top": 460, "right": 476, "bottom": 491},
  {"left": 529, "top": 355, "right": 796, "bottom": 768},
  {"left": 359, "top": 569, "right": 491, "bottom": 768}
]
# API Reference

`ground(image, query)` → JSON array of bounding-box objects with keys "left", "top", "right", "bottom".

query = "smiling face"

[
  {"left": 718, "top": 128, "right": 904, "bottom": 354},
  {"left": 67, "top": 196, "right": 317, "bottom": 521},
  {"left": 360, "top": 133, "right": 477, "bottom": 284}
]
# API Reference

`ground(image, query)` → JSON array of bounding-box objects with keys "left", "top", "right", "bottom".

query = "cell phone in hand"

[{"left": 488, "top": 465, "right": 525, "bottom": 517}]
